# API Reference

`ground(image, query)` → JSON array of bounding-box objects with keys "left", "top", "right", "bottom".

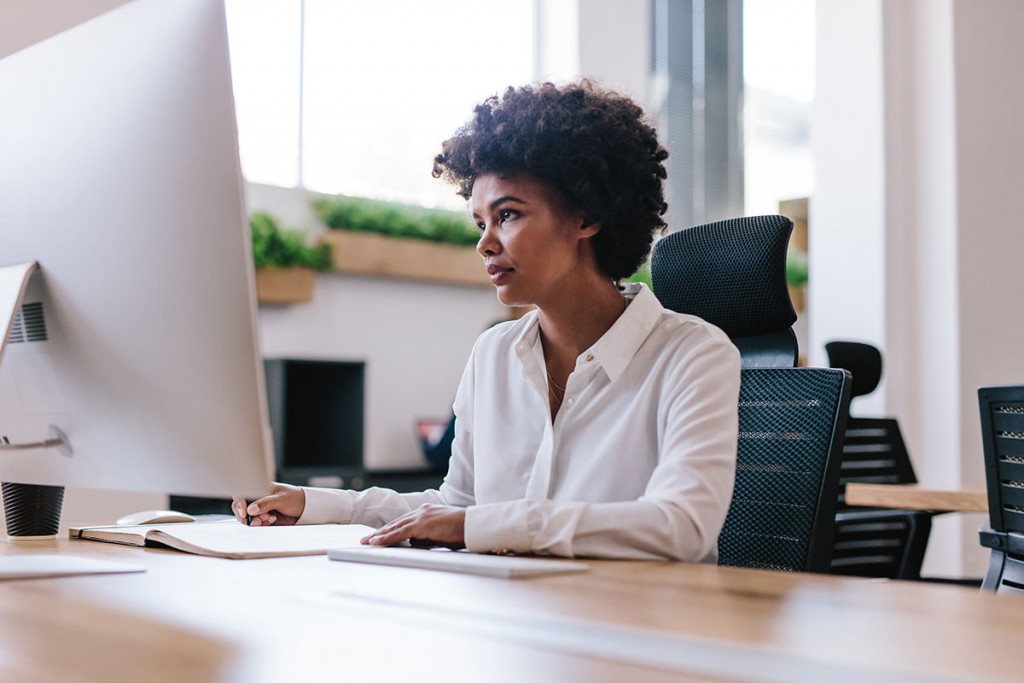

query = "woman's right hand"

[{"left": 232, "top": 482, "right": 306, "bottom": 526}]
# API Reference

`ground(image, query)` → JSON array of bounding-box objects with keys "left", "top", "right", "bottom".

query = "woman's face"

[{"left": 471, "top": 173, "right": 597, "bottom": 308}]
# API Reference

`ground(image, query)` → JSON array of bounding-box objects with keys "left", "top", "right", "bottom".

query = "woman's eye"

[
  {"left": 499, "top": 209, "right": 516, "bottom": 222},
  {"left": 475, "top": 221, "right": 486, "bottom": 231}
]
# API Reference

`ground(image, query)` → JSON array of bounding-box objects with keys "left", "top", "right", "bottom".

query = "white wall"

[
  {"left": 809, "top": 1, "right": 887, "bottom": 412},
  {"left": 533, "top": 0, "right": 579, "bottom": 82},
  {"left": 883, "top": 0, "right": 966, "bottom": 579},
  {"left": 948, "top": 0, "right": 1024, "bottom": 575},
  {"left": 812, "top": 0, "right": 1024, "bottom": 578},
  {"left": 577, "top": 0, "right": 651, "bottom": 102},
  {"left": 534, "top": 0, "right": 650, "bottom": 107}
]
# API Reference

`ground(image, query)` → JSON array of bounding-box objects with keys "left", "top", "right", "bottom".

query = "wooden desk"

[
  {"left": 0, "top": 536, "right": 1019, "bottom": 682},
  {"left": 845, "top": 483, "right": 988, "bottom": 513}
]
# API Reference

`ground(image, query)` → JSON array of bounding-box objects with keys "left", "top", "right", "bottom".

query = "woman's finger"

[
  {"left": 374, "top": 517, "right": 417, "bottom": 538},
  {"left": 363, "top": 518, "right": 419, "bottom": 545},
  {"left": 231, "top": 498, "right": 248, "bottom": 523}
]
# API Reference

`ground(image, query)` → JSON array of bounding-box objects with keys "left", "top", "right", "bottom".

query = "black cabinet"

[{"left": 264, "top": 358, "right": 364, "bottom": 483}]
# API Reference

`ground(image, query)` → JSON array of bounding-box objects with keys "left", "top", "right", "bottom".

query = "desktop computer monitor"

[{"left": 0, "top": 0, "right": 274, "bottom": 518}]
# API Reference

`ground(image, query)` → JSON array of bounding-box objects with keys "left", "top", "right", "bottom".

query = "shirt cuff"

[
  {"left": 297, "top": 486, "right": 355, "bottom": 525},
  {"left": 464, "top": 501, "right": 532, "bottom": 553}
]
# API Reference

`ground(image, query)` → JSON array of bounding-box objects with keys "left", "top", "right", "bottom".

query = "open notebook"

[
  {"left": 70, "top": 520, "right": 374, "bottom": 559},
  {"left": 327, "top": 546, "right": 589, "bottom": 578}
]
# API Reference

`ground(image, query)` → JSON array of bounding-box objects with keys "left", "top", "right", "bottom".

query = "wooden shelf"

[
  {"left": 318, "top": 231, "right": 489, "bottom": 288},
  {"left": 255, "top": 267, "right": 315, "bottom": 305}
]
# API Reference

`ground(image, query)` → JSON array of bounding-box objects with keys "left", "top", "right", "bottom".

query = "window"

[
  {"left": 651, "top": 0, "right": 744, "bottom": 230},
  {"left": 742, "top": 0, "right": 815, "bottom": 215},
  {"left": 226, "top": 0, "right": 535, "bottom": 210},
  {"left": 225, "top": 0, "right": 302, "bottom": 188}
]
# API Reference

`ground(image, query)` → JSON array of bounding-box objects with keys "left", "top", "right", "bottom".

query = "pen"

[{"left": 246, "top": 514, "right": 252, "bottom": 526}]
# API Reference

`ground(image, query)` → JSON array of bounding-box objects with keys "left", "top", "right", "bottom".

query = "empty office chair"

[
  {"left": 652, "top": 216, "right": 851, "bottom": 572},
  {"left": 825, "top": 341, "right": 932, "bottom": 580},
  {"left": 977, "top": 385, "right": 1024, "bottom": 593}
]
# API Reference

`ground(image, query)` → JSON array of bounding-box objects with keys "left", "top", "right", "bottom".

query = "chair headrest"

[
  {"left": 651, "top": 215, "right": 798, "bottom": 338},
  {"left": 824, "top": 341, "right": 882, "bottom": 398}
]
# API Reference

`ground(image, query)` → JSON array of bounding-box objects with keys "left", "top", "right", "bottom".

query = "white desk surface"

[{"left": 0, "top": 535, "right": 1017, "bottom": 683}]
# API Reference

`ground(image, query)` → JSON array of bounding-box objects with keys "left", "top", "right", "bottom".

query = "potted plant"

[
  {"left": 311, "top": 195, "right": 487, "bottom": 287},
  {"left": 251, "top": 211, "right": 332, "bottom": 304}
]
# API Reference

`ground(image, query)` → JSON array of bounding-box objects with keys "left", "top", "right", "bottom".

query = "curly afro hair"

[{"left": 432, "top": 81, "right": 668, "bottom": 281}]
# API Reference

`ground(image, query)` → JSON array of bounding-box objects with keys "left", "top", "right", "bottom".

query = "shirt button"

[
  {"left": 585, "top": 354, "right": 594, "bottom": 362},
  {"left": 565, "top": 398, "right": 575, "bottom": 407}
]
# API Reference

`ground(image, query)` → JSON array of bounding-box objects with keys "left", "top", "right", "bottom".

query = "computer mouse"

[{"left": 115, "top": 509, "right": 196, "bottom": 526}]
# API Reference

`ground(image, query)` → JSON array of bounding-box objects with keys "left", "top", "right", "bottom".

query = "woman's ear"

[{"left": 579, "top": 215, "right": 601, "bottom": 239}]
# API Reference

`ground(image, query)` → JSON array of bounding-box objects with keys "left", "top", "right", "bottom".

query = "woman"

[{"left": 233, "top": 81, "right": 740, "bottom": 561}]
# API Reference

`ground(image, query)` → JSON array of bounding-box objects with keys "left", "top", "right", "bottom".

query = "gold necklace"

[
  {"left": 546, "top": 369, "right": 565, "bottom": 406},
  {"left": 546, "top": 369, "right": 566, "bottom": 392}
]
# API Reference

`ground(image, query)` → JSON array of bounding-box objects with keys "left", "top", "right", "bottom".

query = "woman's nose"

[{"left": 477, "top": 223, "right": 498, "bottom": 257}]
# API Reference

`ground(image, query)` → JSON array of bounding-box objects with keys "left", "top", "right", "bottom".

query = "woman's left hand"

[{"left": 362, "top": 504, "right": 466, "bottom": 549}]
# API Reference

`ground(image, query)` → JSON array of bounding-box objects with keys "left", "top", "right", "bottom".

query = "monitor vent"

[{"left": 6, "top": 302, "right": 48, "bottom": 344}]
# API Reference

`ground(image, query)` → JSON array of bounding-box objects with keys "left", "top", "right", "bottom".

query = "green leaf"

[
  {"left": 249, "top": 211, "right": 333, "bottom": 272},
  {"left": 312, "top": 194, "right": 479, "bottom": 247}
]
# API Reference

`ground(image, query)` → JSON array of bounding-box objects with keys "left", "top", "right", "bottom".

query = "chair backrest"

[
  {"left": 823, "top": 341, "right": 918, "bottom": 503},
  {"left": 717, "top": 367, "right": 851, "bottom": 572},
  {"left": 824, "top": 341, "right": 882, "bottom": 399},
  {"left": 651, "top": 215, "right": 798, "bottom": 368},
  {"left": 977, "top": 385, "right": 1024, "bottom": 593},
  {"left": 834, "top": 418, "right": 917, "bottom": 505},
  {"left": 978, "top": 385, "right": 1024, "bottom": 536}
]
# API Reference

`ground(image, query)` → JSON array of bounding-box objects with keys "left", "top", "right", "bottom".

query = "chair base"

[{"left": 980, "top": 527, "right": 1024, "bottom": 593}]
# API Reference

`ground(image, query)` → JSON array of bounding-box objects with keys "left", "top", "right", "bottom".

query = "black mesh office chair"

[
  {"left": 652, "top": 215, "right": 851, "bottom": 572},
  {"left": 977, "top": 385, "right": 1024, "bottom": 593},
  {"left": 825, "top": 341, "right": 932, "bottom": 580}
]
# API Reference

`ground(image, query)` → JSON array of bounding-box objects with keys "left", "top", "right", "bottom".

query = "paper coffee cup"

[{"left": 2, "top": 483, "right": 65, "bottom": 540}]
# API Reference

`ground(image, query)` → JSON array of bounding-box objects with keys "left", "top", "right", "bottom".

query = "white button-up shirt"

[{"left": 300, "top": 283, "right": 740, "bottom": 561}]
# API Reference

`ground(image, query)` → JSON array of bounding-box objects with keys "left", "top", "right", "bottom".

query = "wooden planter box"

[
  {"left": 318, "top": 231, "right": 488, "bottom": 287},
  {"left": 255, "top": 267, "right": 316, "bottom": 305}
]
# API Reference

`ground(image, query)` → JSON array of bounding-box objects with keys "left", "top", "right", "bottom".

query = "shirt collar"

[
  {"left": 590, "top": 283, "right": 663, "bottom": 382},
  {"left": 513, "top": 313, "right": 542, "bottom": 361},
  {"left": 512, "top": 282, "right": 664, "bottom": 383}
]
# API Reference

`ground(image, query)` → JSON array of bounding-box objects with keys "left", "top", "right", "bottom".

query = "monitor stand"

[
  {"left": 0, "top": 261, "right": 71, "bottom": 457},
  {"left": 0, "top": 262, "right": 142, "bottom": 577}
]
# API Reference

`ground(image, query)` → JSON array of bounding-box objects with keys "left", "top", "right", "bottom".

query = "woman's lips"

[{"left": 486, "top": 263, "right": 513, "bottom": 286}]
